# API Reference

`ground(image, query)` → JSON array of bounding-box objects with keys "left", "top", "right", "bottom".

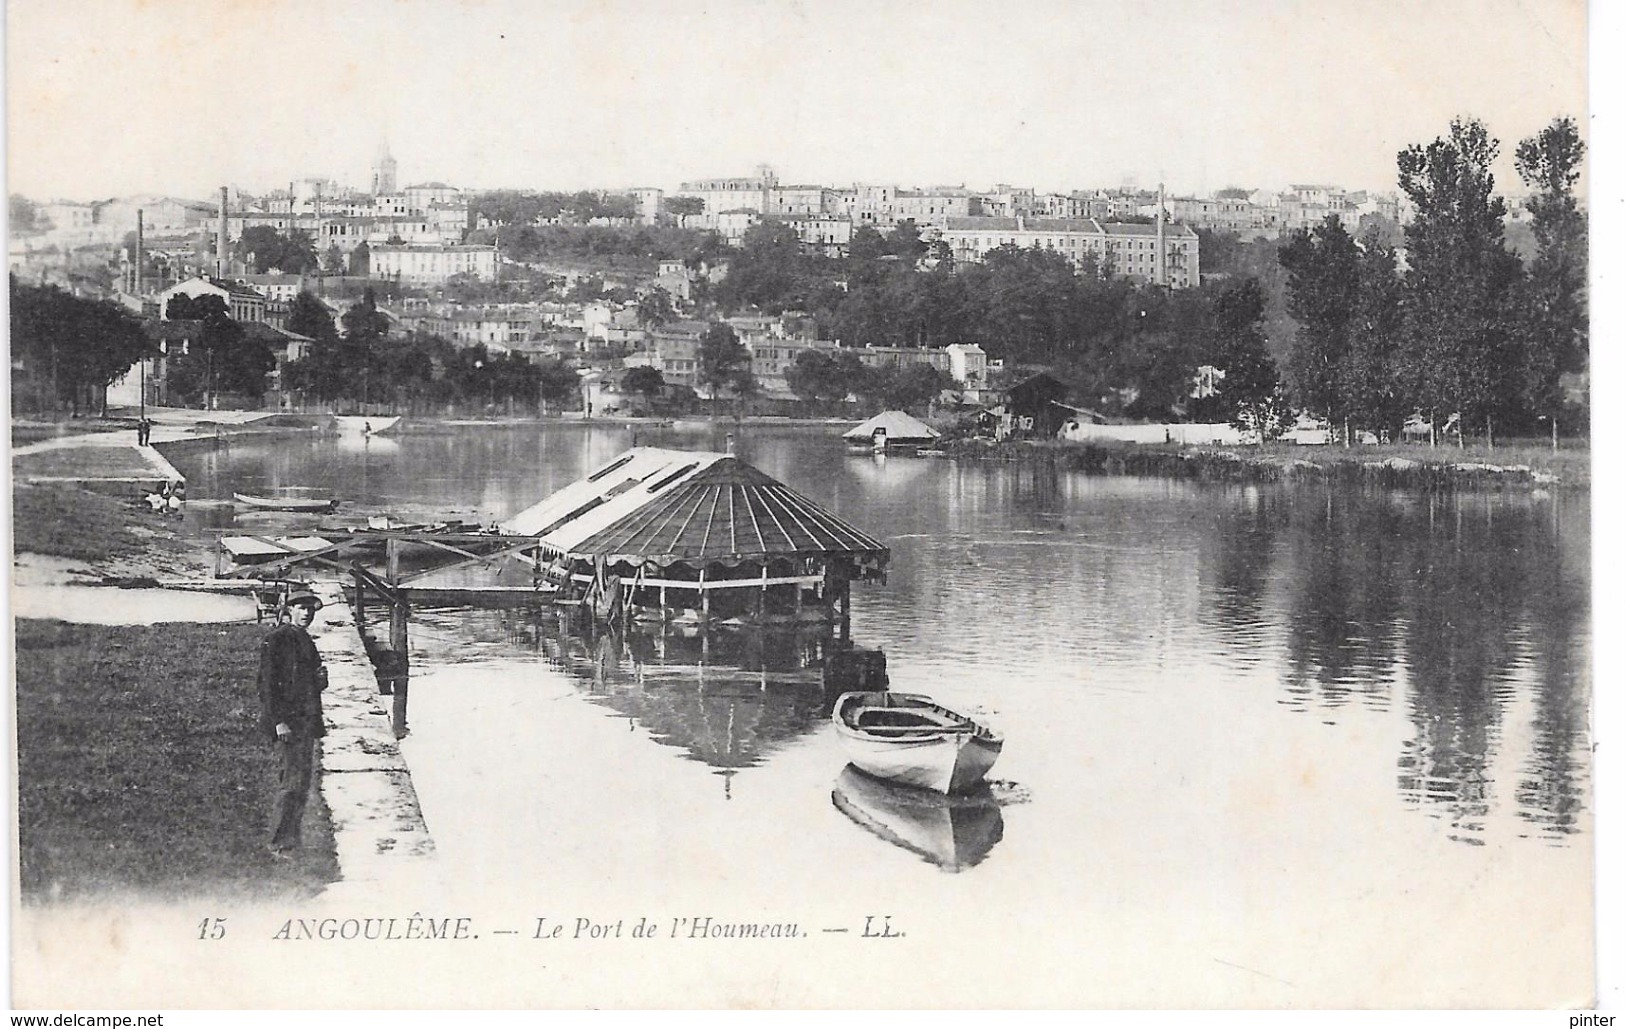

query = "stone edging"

[{"left": 310, "top": 583, "right": 438, "bottom": 896}]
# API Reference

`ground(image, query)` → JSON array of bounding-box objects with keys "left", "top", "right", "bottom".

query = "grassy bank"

[
  {"left": 955, "top": 438, "right": 1589, "bottom": 490},
  {"left": 13, "top": 619, "right": 340, "bottom": 903},
  {"left": 12, "top": 482, "right": 208, "bottom": 576},
  {"left": 12, "top": 483, "right": 148, "bottom": 563},
  {"left": 11, "top": 418, "right": 139, "bottom": 446}
]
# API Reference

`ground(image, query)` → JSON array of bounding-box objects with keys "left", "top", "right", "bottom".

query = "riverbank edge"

[
  {"left": 943, "top": 438, "right": 1589, "bottom": 490},
  {"left": 303, "top": 582, "right": 440, "bottom": 900}
]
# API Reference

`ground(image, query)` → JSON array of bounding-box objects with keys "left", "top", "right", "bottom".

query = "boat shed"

[
  {"left": 843, "top": 410, "right": 941, "bottom": 447},
  {"left": 500, "top": 447, "right": 889, "bottom": 627}
]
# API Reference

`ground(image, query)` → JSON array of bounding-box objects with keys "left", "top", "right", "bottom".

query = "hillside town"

[{"left": 7, "top": 122, "right": 1581, "bottom": 446}]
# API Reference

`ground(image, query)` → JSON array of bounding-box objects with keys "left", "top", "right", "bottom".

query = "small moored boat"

[
  {"left": 234, "top": 489, "right": 340, "bottom": 512},
  {"left": 831, "top": 691, "right": 1003, "bottom": 794}
]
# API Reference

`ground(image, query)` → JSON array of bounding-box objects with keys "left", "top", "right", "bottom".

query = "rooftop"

[{"left": 502, "top": 447, "right": 888, "bottom": 568}]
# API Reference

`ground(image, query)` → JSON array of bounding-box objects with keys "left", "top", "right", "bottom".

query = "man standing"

[{"left": 257, "top": 588, "right": 329, "bottom": 858}]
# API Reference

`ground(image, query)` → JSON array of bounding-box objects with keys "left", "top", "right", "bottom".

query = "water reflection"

[
  {"left": 1200, "top": 485, "right": 1591, "bottom": 843},
  {"left": 831, "top": 766, "right": 1004, "bottom": 872},
  {"left": 408, "top": 604, "right": 887, "bottom": 776}
]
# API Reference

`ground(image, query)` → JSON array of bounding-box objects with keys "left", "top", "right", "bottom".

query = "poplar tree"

[
  {"left": 1340, "top": 233, "right": 1406, "bottom": 439},
  {"left": 1207, "top": 278, "right": 1286, "bottom": 438},
  {"left": 1279, "top": 216, "right": 1362, "bottom": 427},
  {"left": 1515, "top": 116, "right": 1587, "bottom": 440},
  {"left": 1395, "top": 118, "right": 1525, "bottom": 445}
]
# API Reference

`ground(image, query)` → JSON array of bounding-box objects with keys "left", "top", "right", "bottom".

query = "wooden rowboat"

[
  {"left": 234, "top": 491, "right": 339, "bottom": 512},
  {"left": 831, "top": 691, "right": 1003, "bottom": 794}
]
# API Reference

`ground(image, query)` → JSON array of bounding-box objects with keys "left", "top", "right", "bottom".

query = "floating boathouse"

[{"left": 499, "top": 446, "right": 889, "bottom": 629}]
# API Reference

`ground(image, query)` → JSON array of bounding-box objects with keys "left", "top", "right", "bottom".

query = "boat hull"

[
  {"left": 234, "top": 493, "right": 339, "bottom": 512},
  {"left": 831, "top": 691, "right": 1002, "bottom": 794}
]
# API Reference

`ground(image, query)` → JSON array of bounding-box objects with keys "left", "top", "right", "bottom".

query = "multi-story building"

[
  {"left": 95, "top": 196, "right": 217, "bottom": 237},
  {"left": 233, "top": 273, "right": 306, "bottom": 304},
  {"left": 629, "top": 188, "right": 664, "bottom": 224},
  {"left": 945, "top": 342, "right": 988, "bottom": 388},
  {"left": 936, "top": 216, "right": 1200, "bottom": 288},
  {"left": 1021, "top": 193, "right": 1082, "bottom": 220},
  {"left": 764, "top": 185, "right": 830, "bottom": 217},
  {"left": 674, "top": 167, "right": 777, "bottom": 224},
  {"left": 713, "top": 210, "right": 761, "bottom": 246},
  {"left": 403, "top": 182, "right": 462, "bottom": 210},
  {"left": 372, "top": 193, "right": 415, "bottom": 217},
  {"left": 369, "top": 243, "right": 498, "bottom": 286},
  {"left": 824, "top": 185, "right": 975, "bottom": 230},
  {"left": 402, "top": 304, "right": 545, "bottom": 348},
  {"left": 891, "top": 189, "right": 973, "bottom": 227},
  {"left": 782, "top": 215, "right": 853, "bottom": 256},
  {"left": 630, "top": 320, "right": 710, "bottom": 388},
  {"left": 745, "top": 335, "right": 842, "bottom": 397},
  {"left": 1160, "top": 196, "right": 1274, "bottom": 235},
  {"left": 972, "top": 185, "right": 1037, "bottom": 219},
  {"left": 426, "top": 202, "right": 471, "bottom": 239},
  {"left": 157, "top": 275, "right": 269, "bottom": 324},
  {"left": 39, "top": 201, "right": 96, "bottom": 232},
  {"left": 229, "top": 207, "right": 462, "bottom": 256},
  {"left": 849, "top": 344, "right": 953, "bottom": 375}
]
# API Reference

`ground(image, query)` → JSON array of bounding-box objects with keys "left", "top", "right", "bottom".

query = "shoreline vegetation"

[{"left": 946, "top": 437, "right": 1589, "bottom": 490}]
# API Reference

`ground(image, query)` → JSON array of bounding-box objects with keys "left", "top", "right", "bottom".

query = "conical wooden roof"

[
  {"left": 842, "top": 410, "right": 940, "bottom": 442},
  {"left": 573, "top": 456, "right": 887, "bottom": 562}
]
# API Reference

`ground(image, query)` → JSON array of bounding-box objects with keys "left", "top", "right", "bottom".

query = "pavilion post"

[
  {"left": 839, "top": 576, "right": 851, "bottom": 642},
  {"left": 354, "top": 567, "right": 367, "bottom": 627},
  {"left": 389, "top": 598, "right": 410, "bottom": 737}
]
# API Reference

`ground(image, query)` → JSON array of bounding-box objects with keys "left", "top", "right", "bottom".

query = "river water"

[{"left": 173, "top": 423, "right": 1593, "bottom": 1006}]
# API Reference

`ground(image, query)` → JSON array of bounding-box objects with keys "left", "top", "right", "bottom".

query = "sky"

[{"left": 3, "top": 0, "right": 1588, "bottom": 204}]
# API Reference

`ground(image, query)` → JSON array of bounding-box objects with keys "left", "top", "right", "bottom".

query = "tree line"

[
  {"left": 468, "top": 189, "right": 638, "bottom": 226},
  {"left": 710, "top": 217, "right": 1283, "bottom": 426},
  {"left": 281, "top": 289, "right": 580, "bottom": 414},
  {"left": 1280, "top": 116, "right": 1586, "bottom": 443},
  {"left": 9, "top": 277, "right": 151, "bottom": 415},
  {"left": 465, "top": 222, "right": 729, "bottom": 273}
]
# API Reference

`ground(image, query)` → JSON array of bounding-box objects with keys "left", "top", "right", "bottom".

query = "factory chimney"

[
  {"left": 134, "top": 209, "right": 145, "bottom": 295},
  {"left": 1154, "top": 182, "right": 1167, "bottom": 287},
  {"left": 217, "top": 186, "right": 229, "bottom": 279}
]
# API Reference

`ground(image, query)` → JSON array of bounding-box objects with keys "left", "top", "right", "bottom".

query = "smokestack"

[
  {"left": 1155, "top": 183, "right": 1166, "bottom": 287},
  {"left": 135, "top": 209, "right": 144, "bottom": 295},
  {"left": 217, "top": 186, "right": 229, "bottom": 279}
]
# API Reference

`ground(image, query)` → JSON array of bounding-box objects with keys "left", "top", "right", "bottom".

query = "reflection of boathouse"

[
  {"left": 500, "top": 447, "right": 889, "bottom": 628},
  {"left": 518, "top": 614, "right": 888, "bottom": 778}
]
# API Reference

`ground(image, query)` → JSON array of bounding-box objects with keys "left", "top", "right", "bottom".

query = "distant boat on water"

[{"left": 234, "top": 487, "right": 340, "bottom": 512}]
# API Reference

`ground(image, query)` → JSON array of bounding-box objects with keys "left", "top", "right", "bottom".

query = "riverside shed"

[{"left": 501, "top": 447, "right": 889, "bottom": 627}]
